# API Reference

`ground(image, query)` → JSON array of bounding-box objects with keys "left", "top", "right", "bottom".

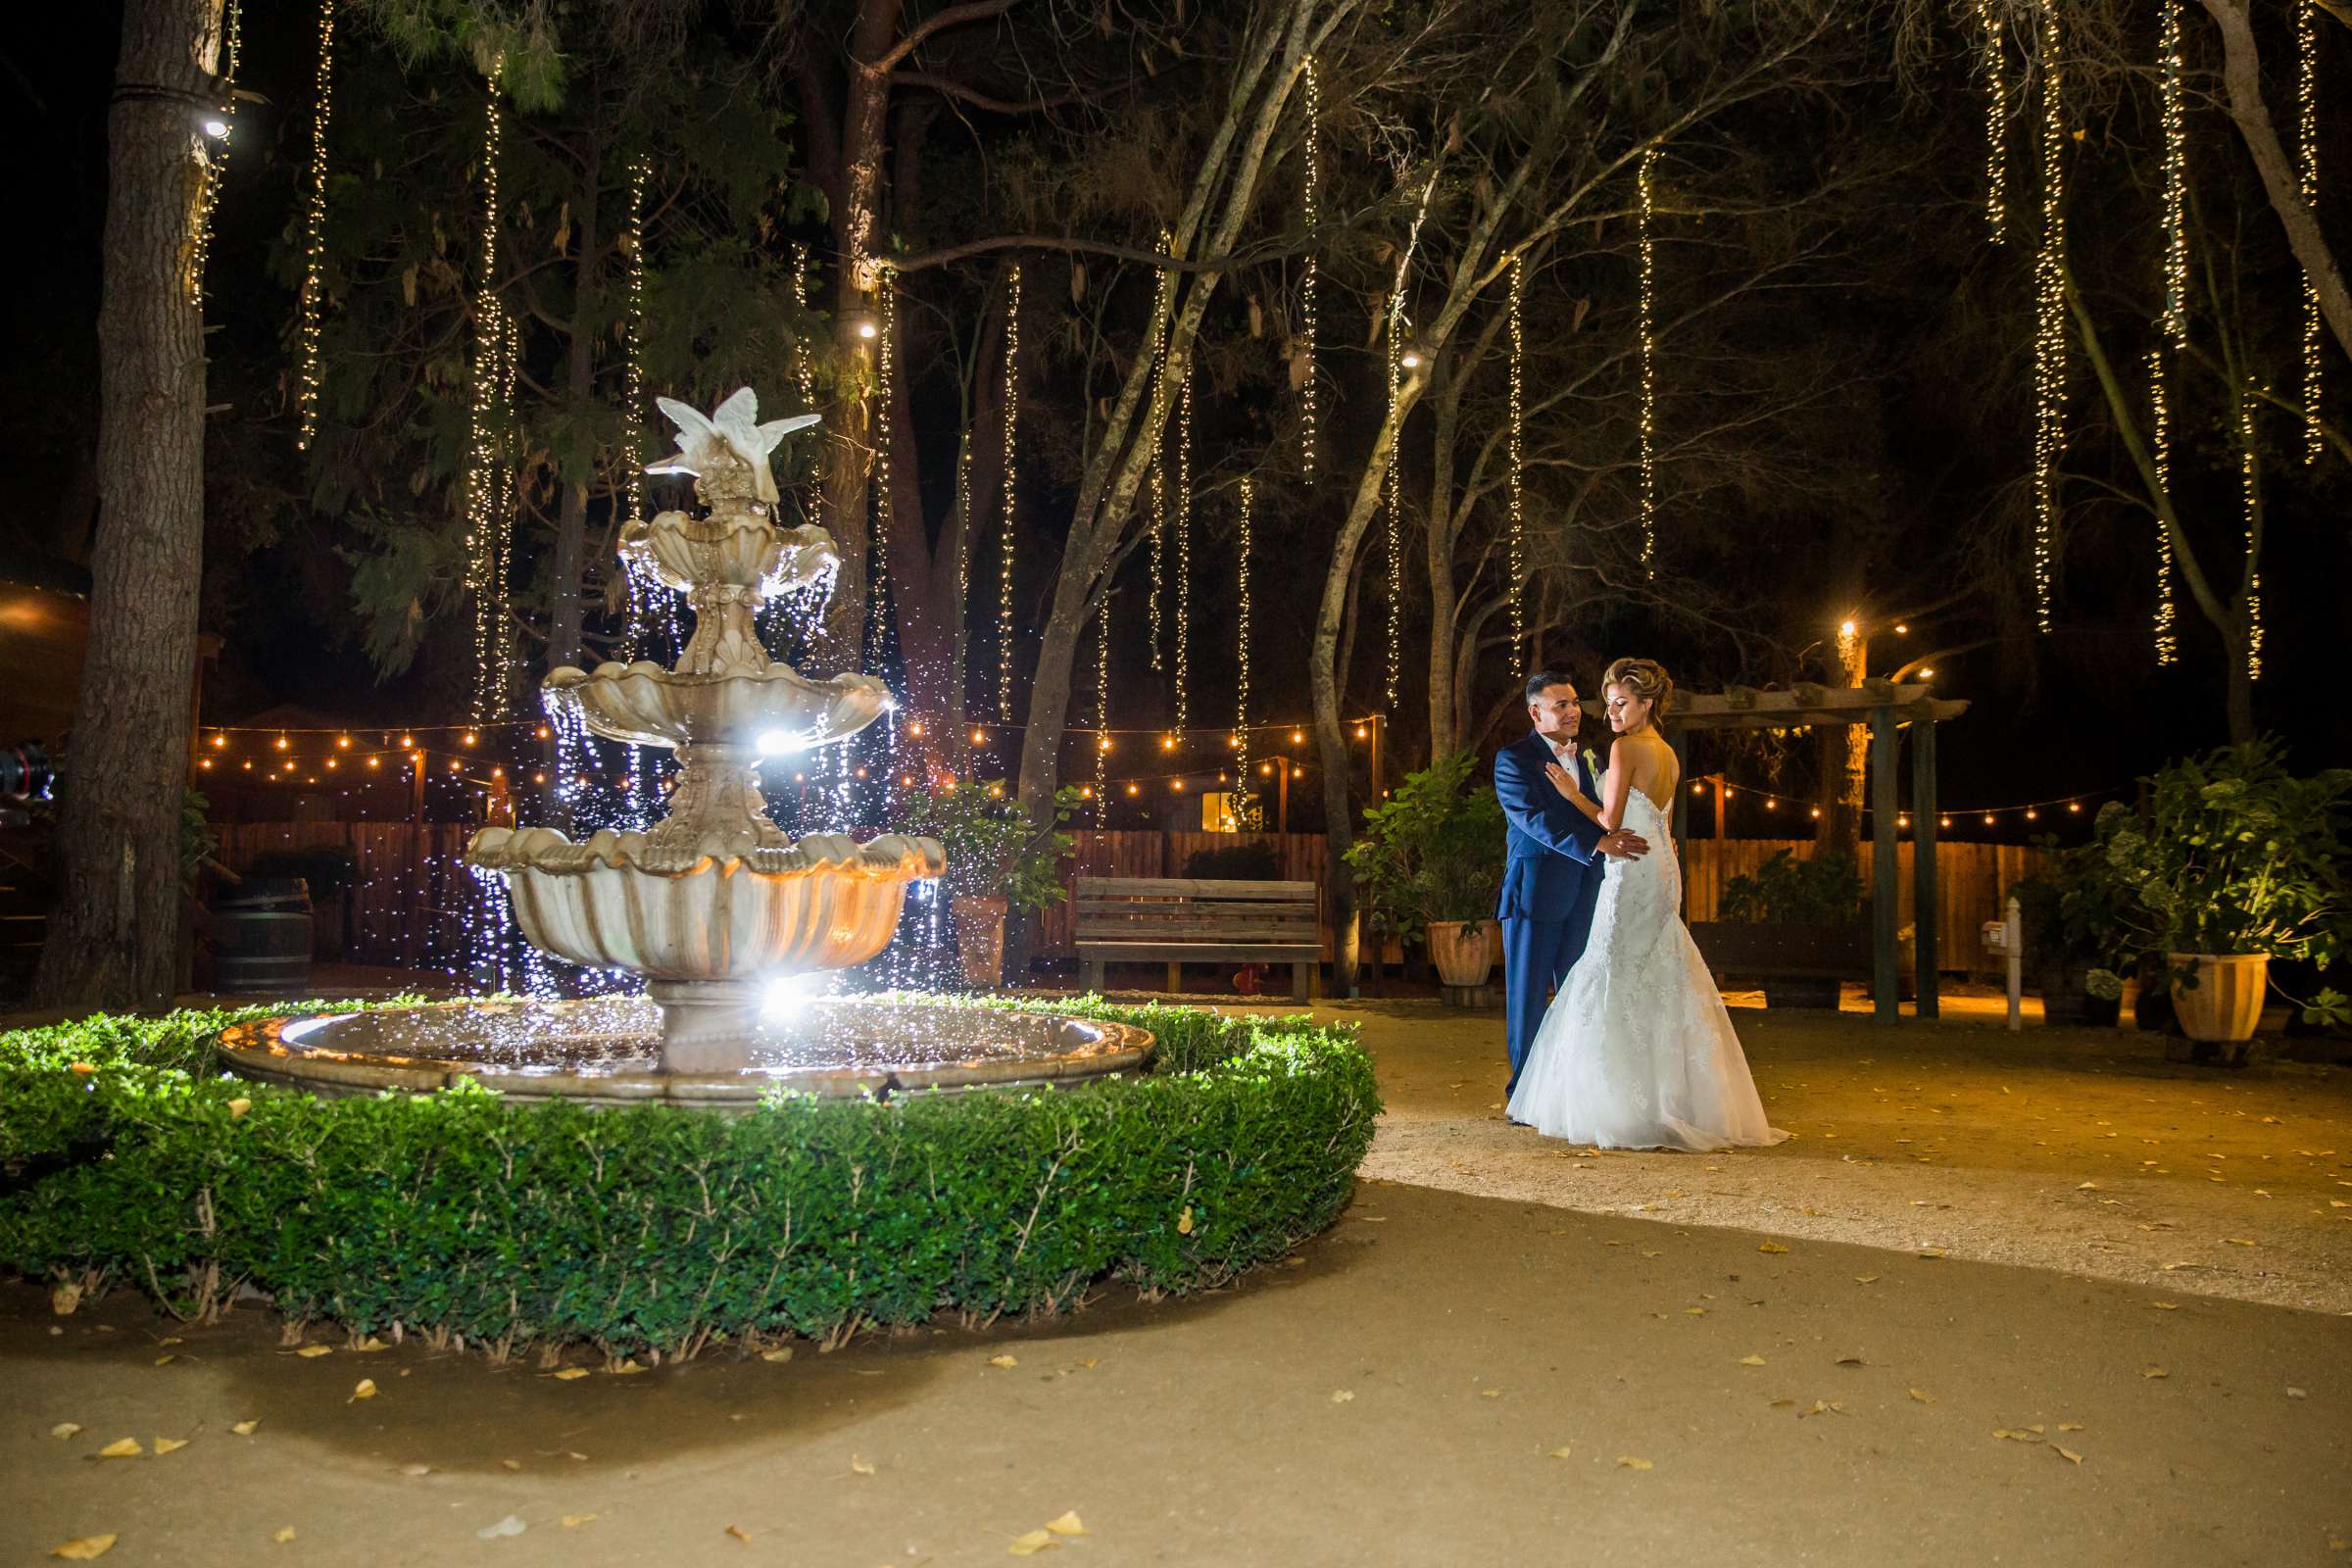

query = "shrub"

[
  {"left": 1718, "top": 851, "right": 1864, "bottom": 924},
  {"left": 904, "top": 782, "right": 1080, "bottom": 911},
  {"left": 0, "top": 997, "right": 1377, "bottom": 1357},
  {"left": 1345, "top": 751, "right": 1507, "bottom": 942}
]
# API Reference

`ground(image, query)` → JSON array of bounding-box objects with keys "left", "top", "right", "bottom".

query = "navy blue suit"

[{"left": 1494, "top": 732, "right": 1606, "bottom": 1093}]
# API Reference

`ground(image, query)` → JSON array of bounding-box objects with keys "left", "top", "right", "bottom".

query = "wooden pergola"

[{"left": 1584, "top": 685, "right": 1971, "bottom": 1021}]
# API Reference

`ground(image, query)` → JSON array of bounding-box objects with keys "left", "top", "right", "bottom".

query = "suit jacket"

[{"left": 1494, "top": 730, "right": 1605, "bottom": 923}]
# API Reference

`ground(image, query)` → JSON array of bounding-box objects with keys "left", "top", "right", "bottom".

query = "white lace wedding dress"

[{"left": 1506, "top": 787, "right": 1788, "bottom": 1152}]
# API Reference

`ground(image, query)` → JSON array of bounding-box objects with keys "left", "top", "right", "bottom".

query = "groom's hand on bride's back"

[{"left": 1598, "top": 829, "right": 1649, "bottom": 859}]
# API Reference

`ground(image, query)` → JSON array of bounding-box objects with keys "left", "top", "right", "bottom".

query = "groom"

[{"left": 1494, "top": 668, "right": 1649, "bottom": 1098}]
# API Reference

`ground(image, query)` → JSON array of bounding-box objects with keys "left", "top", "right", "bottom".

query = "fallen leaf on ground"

[
  {"left": 1767, "top": 1398, "right": 1796, "bottom": 1409},
  {"left": 561, "top": 1515, "right": 597, "bottom": 1529},
  {"left": 1617, "top": 1456, "right": 1653, "bottom": 1470},
  {"left": 2150, "top": 1301, "right": 2180, "bottom": 1311},
  {"left": 760, "top": 1348, "right": 795, "bottom": 1363},
  {"left": 230, "top": 1419, "right": 258, "bottom": 1436},
  {"left": 1739, "top": 1354, "right": 1767, "bottom": 1367},
  {"left": 476, "top": 1517, "right": 526, "bottom": 1541},
  {"left": 1684, "top": 1307, "right": 1707, "bottom": 1316},
  {"left": 2077, "top": 1182, "right": 2099, "bottom": 1191},
  {"left": 349, "top": 1379, "right": 377, "bottom": 1401},
  {"left": 1330, "top": 1390, "right": 1354, "bottom": 1403},
  {"left": 398, "top": 1463, "right": 431, "bottom": 1477},
  {"left": 295, "top": 1346, "right": 332, "bottom": 1358},
  {"left": 724, "top": 1526, "right": 752, "bottom": 1544},
  {"left": 152, "top": 1437, "right": 186, "bottom": 1455},
  {"left": 1757, "top": 1242, "right": 1789, "bottom": 1254},
  {"left": 2142, "top": 1366, "right": 2170, "bottom": 1380},
  {"left": 2058, "top": 1421, "right": 2084, "bottom": 1432},
  {"left": 48, "top": 1535, "right": 116, "bottom": 1560},
  {"left": 1798, "top": 1400, "right": 1844, "bottom": 1419},
  {"left": 51, "top": 1282, "right": 80, "bottom": 1315},
  {"left": 2055, "top": 1446, "right": 2083, "bottom": 1465},
  {"left": 350, "top": 1336, "right": 388, "bottom": 1352},
  {"left": 1909, "top": 1389, "right": 1934, "bottom": 1403},
  {"left": 609, "top": 1360, "right": 647, "bottom": 1376},
  {"left": 988, "top": 1354, "right": 1019, "bottom": 1369},
  {"left": 1007, "top": 1528, "right": 1056, "bottom": 1556},
  {"left": 157, "top": 1337, "right": 182, "bottom": 1347},
  {"left": 551, "top": 1367, "right": 589, "bottom": 1381},
  {"left": 152, "top": 1355, "right": 174, "bottom": 1366},
  {"left": 1546, "top": 1446, "right": 1574, "bottom": 1459},
  {"left": 851, "top": 1455, "right": 877, "bottom": 1475},
  {"left": 1917, "top": 1248, "right": 1947, "bottom": 1258},
  {"left": 1045, "top": 1512, "right": 1088, "bottom": 1537},
  {"left": 270, "top": 1527, "right": 296, "bottom": 1544},
  {"left": 1835, "top": 1355, "right": 1867, "bottom": 1367},
  {"left": 50, "top": 1422, "right": 81, "bottom": 1440},
  {"left": 1480, "top": 1389, "right": 1501, "bottom": 1398},
  {"left": 96, "top": 1439, "right": 142, "bottom": 1459},
  {"left": 500, "top": 1459, "right": 521, "bottom": 1472},
  {"left": 1854, "top": 1276, "right": 1879, "bottom": 1285},
  {"left": 2287, "top": 1388, "right": 2308, "bottom": 1399}
]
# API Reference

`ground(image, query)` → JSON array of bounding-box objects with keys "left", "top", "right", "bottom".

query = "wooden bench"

[{"left": 1074, "top": 877, "right": 1322, "bottom": 1002}]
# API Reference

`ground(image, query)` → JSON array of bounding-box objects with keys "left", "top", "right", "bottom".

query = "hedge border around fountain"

[{"left": 0, "top": 996, "right": 1378, "bottom": 1356}]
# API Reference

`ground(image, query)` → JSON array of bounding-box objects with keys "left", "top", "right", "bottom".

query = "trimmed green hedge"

[{"left": 0, "top": 997, "right": 1378, "bottom": 1356}]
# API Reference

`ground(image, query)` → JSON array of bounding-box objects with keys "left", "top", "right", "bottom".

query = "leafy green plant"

[
  {"left": 1718, "top": 851, "right": 1864, "bottom": 924},
  {"left": 1344, "top": 751, "right": 1507, "bottom": 943},
  {"left": 0, "top": 997, "right": 1378, "bottom": 1355},
  {"left": 904, "top": 782, "right": 1080, "bottom": 911},
  {"left": 2012, "top": 836, "right": 2140, "bottom": 999},
  {"left": 180, "top": 791, "right": 217, "bottom": 894},
  {"left": 2090, "top": 740, "right": 2350, "bottom": 1023}
]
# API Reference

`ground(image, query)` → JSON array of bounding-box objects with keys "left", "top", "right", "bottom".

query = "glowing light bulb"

[
  {"left": 491, "top": 766, "right": 504, "bottom": 779},
  {"left": 399, "top": 734, "right": 414, "bottom": 748},
  {"left": 1354, "top": 724, "right": 1369, "bottom": 740},
  {"left": 210, "top": 733, "right": 226, "bottom": 748},
  {"left": 1172, "top": 779, "right": 1185, "bottom": 792},
  {"left": 1898, "top": 814, "right": 1910, "bottom": 829},
  {"left": 1838, "top": 618, "right": 1857, "bottom": 637},
  {"left": 1940, "top": 815, "right": 1952, "bottom": 829},
  {"left": 1983, "top": 814, "right": 1995, "bottom": 826},
  {"left": 1080, "top": 785, "right": 1094, "bottom": 799},
  {"left": 1399, "top": 349, "right": 1422, "bottom": 369},
  {"left": 908, "top": 721, "right": 924, "bottom": 738},
  {"left": 1260, "top": 762, "right": 1273, "bottom": 776},
  {"left": 240, "top": 760, "right": 252, "bottom": 771},
  {"left": 1099, "top": 736, "right": 1112, "bottom": 753},
  {"left": 1161, "top": 735, "right": 1176, "bottom": 752},
  {"left": 1917, "top": 667, "right": 1936, "bottom": 679},
  {"left": 1291, "top": 730, "right": 1304, "bottom": 745},
  {"left": 532, "top": 770, "right": 546, "bottom": 784},
  {"left": 201, "top": 116, "right": 229, "bottom": 139},
  {"left": 535, "top": 724, "right": 550, "bottom": 739},
  {"left": 462, "top": 731, "right": 478, "bottom": 747},
  {"left": 365, "top": 756, "right": 380, "bottom": 769},
  {"left": 198, "top": 758, "right": 213, "bottom": 770},
  {"left": 855, "top": 767, "right": 868, "bottom": 780},
  {"left": 1894, "top": 623, "right": 1910, "bottom": 635},
  {"left": 1125, "top": 783, "right": 1139, "bottom": 797},
  {"left": 1809, "top": 807, "right": 1821, "bottom": 818},
  {"left": 2025, "top": 808, "right": 2038, "bottom": 820},
  {"left": 1765, "top": 799, "right": 1777, "bottom": 810},
  {"left": 1691, "top": 782, "right": 1705, "bottom": 795},
  {"left": 325, "top": 758, "right": 337, "bottom": 770},
  {"left": 856, "top": 318, "right": 878, "bottom": 340},
  {"left": 971, "top": 728, "right": 987, "bottom": 746},
  {"left": 336, "top": 734, "right": 351, "bottom": 749},
  {"left": 274, "top": 735, "right": 289, "bottom": 751},
  {"left": 448, "top": 760, "right": 462, "bottom": 774}
]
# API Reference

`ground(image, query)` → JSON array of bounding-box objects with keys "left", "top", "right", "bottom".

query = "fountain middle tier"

[{"left": 547, "top": 659, "right": 892, "bottom": 753}]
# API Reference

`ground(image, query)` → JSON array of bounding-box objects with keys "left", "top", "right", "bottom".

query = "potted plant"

[
  {"left": 1696, "top": 850, "right": 1867, "bottom": 1008},
  {"left": 905, "top": 781, "right": 1078, "bottom": 989},
  {"left": 1344, "top": 752, "right": 1507, "bottom": 989},
  {"left": 2011, "top": 837, "right": 2133, "bottom": 1027},
  {"left": 2090, "top": 740, "right": 2350, "bottom": 1045}
]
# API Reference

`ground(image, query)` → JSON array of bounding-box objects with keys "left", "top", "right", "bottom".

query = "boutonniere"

[{"left": 1580, "top": 747, "right": 1599, "bottom": 781}]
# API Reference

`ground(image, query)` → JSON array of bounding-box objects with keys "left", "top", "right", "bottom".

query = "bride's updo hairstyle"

[{"left": 1603, "top": 657, "right": 1674, "bottom": 726}]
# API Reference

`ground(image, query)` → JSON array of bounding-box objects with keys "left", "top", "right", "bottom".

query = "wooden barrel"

[{"left": 214, "top": 878, "right": 314, "bottom": 996}]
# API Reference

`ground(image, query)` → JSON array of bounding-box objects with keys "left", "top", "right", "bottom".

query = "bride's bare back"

[{"left": 1609, "top": 728, "right": 1681, "bottom": 814}]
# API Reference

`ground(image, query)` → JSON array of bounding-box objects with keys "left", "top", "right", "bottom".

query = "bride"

[{"left": 1504, "top": 658, "right": 1788, "bottom": 1152}]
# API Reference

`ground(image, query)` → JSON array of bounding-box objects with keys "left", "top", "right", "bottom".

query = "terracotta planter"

[
  {"left": 1426, "top": 920, "right": 1495, "bottom": 987},
  {"left": 2167, "top": 952, "right": 2269, "bottom": 1043},
  {"left": 953, "top": 895, "right": 1008, "bottom": 989}
]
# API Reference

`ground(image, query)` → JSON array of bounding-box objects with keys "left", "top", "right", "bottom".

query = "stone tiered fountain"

[{"left": 220, "top": 389, "right": 1152, "bottom": 1106}]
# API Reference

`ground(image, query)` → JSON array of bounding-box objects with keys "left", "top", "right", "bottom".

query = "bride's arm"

[{"left": 1542, "top": 742, "right": 1634, "bottom": 832}]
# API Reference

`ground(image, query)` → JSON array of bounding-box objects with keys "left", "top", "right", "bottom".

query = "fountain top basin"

[{"left": 220, "top": 997, "right": 1157, "bottom": 1108}]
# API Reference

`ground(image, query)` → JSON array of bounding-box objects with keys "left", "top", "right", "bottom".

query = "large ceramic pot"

[
  {"left": 954, "top": 895, "right": 1008, "bottom": 988},
  {"left": 2167, "top": 952, "right": 2269, "bottom": 1043},
  {"left": 1425, "top": 920, "right": 1495, "bottom": 987}
]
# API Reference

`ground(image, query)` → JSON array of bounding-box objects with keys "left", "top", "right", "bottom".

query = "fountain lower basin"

[{"left": 220, "top": 997, "right": 1156, "bottom": 1108}]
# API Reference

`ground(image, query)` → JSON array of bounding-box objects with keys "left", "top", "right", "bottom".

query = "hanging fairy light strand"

[
  {"left": 2298, "top": 0, "right": 2323, "bottom": 466},
  {"left": 1637, "top": 146, "right": 1660, "bottom": 577},
  {"left": 186, "top": 0, "right": 242, "bottom": 306},
  {"left": 1507, "top": 252, "right": 1527, "bottom": 662},
  {"left": 1976, "top": 0, "right": 2008, "bottom": 245},
  {"left": 868, "top": 271, "right": 899, "bottom": 679},
  {"left": 1174, "top": 361, "right": 1194, "bottom": 733},
  {"left": 1093, "top": 578, "right": 1111, "bottom": 825},
  {"left": 621, "top": 156, "right": 651, "bottom": 527},
  {"left": 295, "top": 0, "right": 335, "bottom": 448},
  {"left": 997, "top": 263, "right": 1023, "bottom": 720},
  {"left": 1298, "top": 56, "right": 1321, "bottom": 477},
  {"left": 2240, "top": 386, "right": 2264, "bottom": 682},
  {"left": 464, "top": 63, "right": 513, "bottom": 721},
  {"left": 2150, "top": 0, "right": 2186, "bottom": 667},
  {"left": 789, "top": 244, "right": 822, "bottom": 532},
  {"left": 2029, "top": 2, "right": 2066, "bottom": 634},
  {"left": 1384, "top": 285, "right": 1404, "bottom": 710},
  {"left": 1147, "top": 250, "right": 1172, "bottom": 674},
  {"left": 1234, "top": 475, "right": 1253, "bottom": 824}
]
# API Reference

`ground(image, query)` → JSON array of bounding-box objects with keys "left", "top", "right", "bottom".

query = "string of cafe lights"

[
  {"left": 1093, "top": 577, "right": 1111, "bottom": 826},
  {"left": 998, "top": 263, "right": 1023, "bottom": 719},
  {"left": 1298, "top": 55, "right": 1321, "bottom": 478},
  {"left": 2029, "top": 0, "right": 2066, "bottom": 634},
  {"left": 1976, "top": 0, "right": 2007, "bottom": 245},
  {"left": 2150, "top": 0, "right": 2186, "bottom": 667},
  {"left": 1683, "top": 775, "right": 2126, "bottom": 831},
  {"left": 1234, "top": 475, "right": 1253, "bottom": 824},
  {"left": 870, "top": 270, "right": 899, "bottom": 677},
  {"left": 1637, "top": 146, "right": 1660, "bottom": 577},
  {"left": 1173, "top": 361, "right": 1194, "bottom": 734},
  {"left": 2298, "top": 0, "right": 2323, "bottom": 466},
  {"left": 295, "top": 0, "right": 335, "bottom": 448},
  {"left": 463, "top": 62, "right": 514, "bottom": 721},
  {"left": 1507, "top": 252, "right": 1527, "bottom": 664},
  {"left": 186, "top": 0, "right": 241, "bottom": 307}
]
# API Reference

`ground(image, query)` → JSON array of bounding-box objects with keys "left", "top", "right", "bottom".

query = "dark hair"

[{"left": 1524, "top": 668, "right": 1579, "bottom": 704}]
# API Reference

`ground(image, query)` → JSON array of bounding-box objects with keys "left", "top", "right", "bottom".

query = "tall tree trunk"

[{"left": 36, "top": 0, "right": 224, "bottom": 1009}]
